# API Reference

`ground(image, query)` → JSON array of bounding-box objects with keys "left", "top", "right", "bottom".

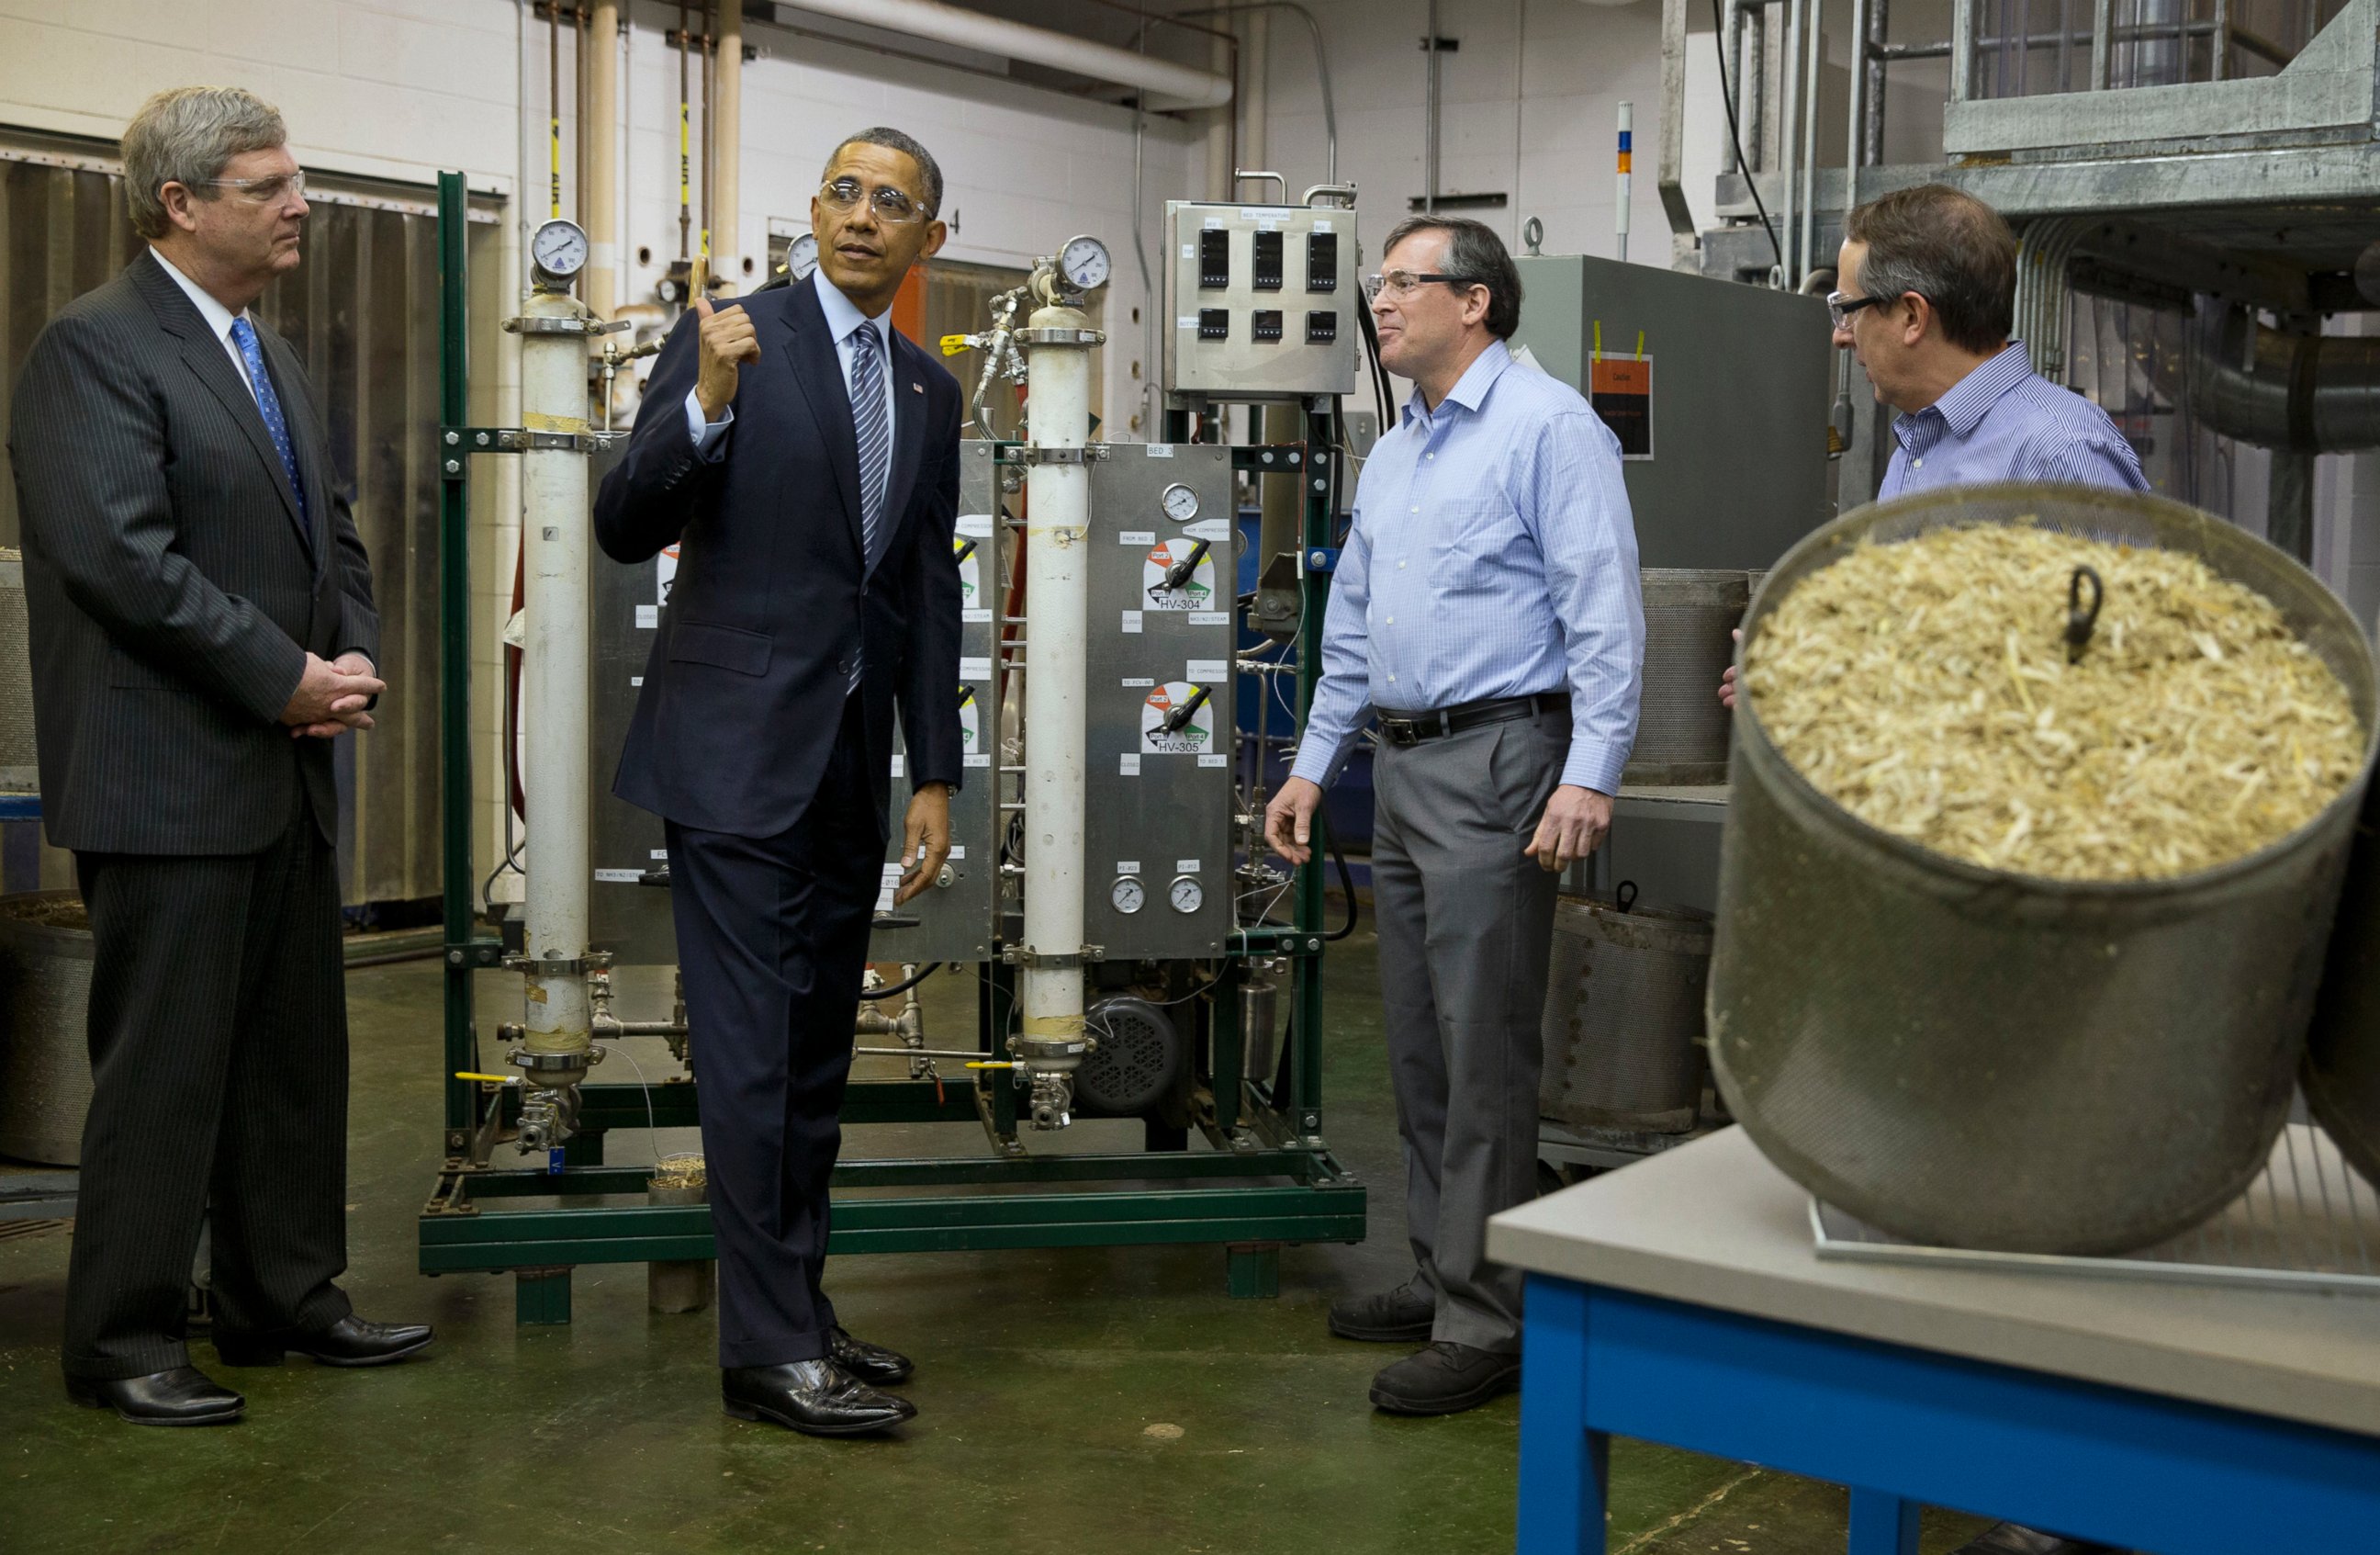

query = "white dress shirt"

[
  {"left": 685, "top": 268, "right": 899, "bottom": 505},
  {"left": 150, "top": 246, "right": 258, "bottom": 398}
]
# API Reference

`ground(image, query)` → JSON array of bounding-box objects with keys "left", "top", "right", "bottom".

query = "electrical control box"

[
  {"left": 869, "top": 440, "right": 1005, "bottom": 963},
  {"left": 1081, "top": 442, "right": 1237, "bottom": 958},
  {"left": 1165, "top": 201, "right": 1359, "bottom": 400}
]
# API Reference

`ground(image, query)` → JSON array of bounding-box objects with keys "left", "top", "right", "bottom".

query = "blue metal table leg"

[
  {"left": 1518, "top": 1273, "right": 1611, "bottom": 1554},
  {"left": 1847, "top": 1489, "right": 1920, "bottom": 1555}
]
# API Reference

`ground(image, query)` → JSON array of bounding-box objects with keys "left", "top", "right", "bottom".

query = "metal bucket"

[
  {"left": 1540, "top": 885, "right": 1713, "bottom": 1132},
  {"left": 1623, "top": 569, "right": 1750, "bottom": 787},
  {"left": 0, "top": 890, "right": 94, "bottom": 1166},
  {"left": 1712, "top": 483, "right": 2379, "bottom": 1254},
  {"left": 0, "top": 551, "right": 36, "bottom": 793}
]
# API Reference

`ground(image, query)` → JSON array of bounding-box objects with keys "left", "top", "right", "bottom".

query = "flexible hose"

[
  {"left": 861, "top": 961, "right": 943, "bottom": 1000},
  {"left": 1325, "top": 831, "right": 1360, "bottom": 941}
]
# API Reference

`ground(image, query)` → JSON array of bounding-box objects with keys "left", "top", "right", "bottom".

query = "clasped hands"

[{"left": 281, "top": 651, "right": 383, "bottom": 739}]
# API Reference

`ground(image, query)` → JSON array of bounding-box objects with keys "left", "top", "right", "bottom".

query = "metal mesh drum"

[
  {"left": 0, "top": 891, "right": 94, "bottom": 1166},
  {"left": 0, "top": 552, "right": 37, "bottom": 793},
  {"left": 1539, "top": 887, "right": 1713, "bottom": 1132},
  {"left": 1623, "top": 569, "right": 1750, "bottom": 786},
  {"left": 1712, "top": 483, "right": 2380, "bottom": 1255}
]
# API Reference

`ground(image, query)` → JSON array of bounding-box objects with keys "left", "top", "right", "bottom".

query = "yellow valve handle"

[
  {"left": 964, "top": 1061, "right": 1017, "bottom": 1070},
  {"left": 939, "top": 333, "right": 976, "bottom": 357},
  {"left": 455, "top": 1071, "right": 521, "bottom": 1085}
]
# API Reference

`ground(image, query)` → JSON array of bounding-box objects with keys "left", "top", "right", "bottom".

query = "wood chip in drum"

[{"left": 1743, "top": 524, "right": 2365, "bottom": 881}]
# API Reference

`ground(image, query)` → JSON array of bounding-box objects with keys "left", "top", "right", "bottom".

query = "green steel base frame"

[{"left": 423, "top": 172, "right": 1364, "bottom": 1319}]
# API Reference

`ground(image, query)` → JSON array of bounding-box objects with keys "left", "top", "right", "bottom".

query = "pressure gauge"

[
  {"left": 1111, "top": 876, "right": 1147, "bottom": 915},
  {"left": 1168, "top": 874, "right": 1205, "bottom": 915},
  {"left": 1058, "top": 234, "right": 1112, "bottom": 292},
  {"left": 529, "top": 219, "right": 589, "bottom": 290},
  {"left": 786, "top": 231, "right": 819, "bottom": 282},
  {"left": 1160, "top": 482, "right": 1200, "bottom": 524}
]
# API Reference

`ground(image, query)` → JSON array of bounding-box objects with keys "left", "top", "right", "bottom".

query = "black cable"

[
  {"left": 1354, "top": 295, "right": 1395, "bottom": 432},
  {"left": 1711, "top": 0, "right": 1784, "bottom": 276},
  {"left": 861, "top": 962, "right": 943, "bottom": 1000},
  {"left": 1324, "top": 830, "right": 1360, "bottom": 941}
]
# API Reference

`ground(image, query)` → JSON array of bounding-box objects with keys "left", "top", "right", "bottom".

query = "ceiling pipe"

[
  {"left": 772, "top": 0, "right": 1235, "bottom": 108},
  {"left": 2187, "top": 302, "right": 2380, "bottom": 454}
]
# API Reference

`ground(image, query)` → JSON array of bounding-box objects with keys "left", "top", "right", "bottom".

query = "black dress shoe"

[
  {"left": 1369, "top": 1341, "right": 1522, "bottom": 1415},
  {"left": 1328, "top": 1278, "right": 1435, "bottom": 1344},
  {"left": 828, "top": 1326, "right": 913, "bottom": 1386},
  {"left": 215, "top": 1314, "right": 433, "bottom": 1368},
  {"left": 65, "top": 1367, "right": 244, "bottom": 1426},
  {"left": 723, "top": 1359, "right": 917, "bottom": 1436}
]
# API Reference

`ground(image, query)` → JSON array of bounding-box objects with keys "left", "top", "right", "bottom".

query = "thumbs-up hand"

[{"left": 693, "top": 296, "right": 759, "bottom": 423}]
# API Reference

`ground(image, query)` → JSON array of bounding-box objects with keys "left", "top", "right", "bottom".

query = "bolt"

[
  {"left": 1309, "top": 551, "right": 1328, "bottom": 567},
  {"left": 476, "top": 431, "right": 491, "bottom": 445},
  {"left": 1312, "top": 479, "right": 1326, "bottom": 492},
  {"left": 448, "top": 949, "right": 466, "bottom": 964},
  {"left": 1261, "top": 450, "right": 1274, "bottom": 464},
  {"left": 1308, "top": 937, "right": 1321, "bottom": 951},
  {"left": 443, "top": 430, "right": 460, "bottom": 445},
  {"left": 443, "top": 458, "right": 462, "bottom": 475},
  {"left": 1303, "top": 1113, "right": 1320, "bottom": 1129}
]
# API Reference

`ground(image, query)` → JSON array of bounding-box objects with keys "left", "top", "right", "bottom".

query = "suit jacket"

[
  {"left": 594, "top": 278, "right": 964, "bottom": 841},
  {"left": 6, "top": 250, "right": 379, "bottom": 856}
]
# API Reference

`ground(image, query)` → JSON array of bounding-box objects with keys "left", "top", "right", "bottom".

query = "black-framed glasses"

[
  {"left": 199, "top": 171, "right": 306, "bottom": 205},
  {"left": 1826, "top": 289, "right": 1888, "bottom": 329},
  {"left": 1363, "top": 269, "right": 1483, "bottom": 301},
  {"left": 818, "top": 177, "right": 932, "bottom": 226}
]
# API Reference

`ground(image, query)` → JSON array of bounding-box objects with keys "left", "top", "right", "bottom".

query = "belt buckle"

[{"left": 1381, "top": 717, "right": 1418, "bottom": 747}]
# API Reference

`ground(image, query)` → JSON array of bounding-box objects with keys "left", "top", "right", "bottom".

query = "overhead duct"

[
  {"left": 773, "top": 0, "right": 1234, "bottom": 109},
  {"left": 2187, "top": 302, "right": 2380, "bottom": 454}
]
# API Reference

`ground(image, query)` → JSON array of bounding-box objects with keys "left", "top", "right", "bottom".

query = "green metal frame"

[{"left": 422, "top": 173, "right": 1362, "bottom": 1316}]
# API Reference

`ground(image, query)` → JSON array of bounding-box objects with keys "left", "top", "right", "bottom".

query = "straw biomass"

[{"left": 1743, "top": 524, "right": 2363, "bottom": 880}]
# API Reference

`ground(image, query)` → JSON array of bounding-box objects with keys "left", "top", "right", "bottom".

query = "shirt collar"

[
  {"left": 1400, "top": 337, "right": 1514, "bottom": 428},
  {"left": 150, "top": 246, "right": 245, "bottom": 344},
  {"left": 811, "top": 265, "right": 890, "bottom": 354},
  {"left": 1923, "top": 341, "right": 2033, "bottom": 437}
]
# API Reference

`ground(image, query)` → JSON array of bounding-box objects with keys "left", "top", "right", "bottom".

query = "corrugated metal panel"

[{"left": 0, "top": 157, "right": 441, "bottom": 908}]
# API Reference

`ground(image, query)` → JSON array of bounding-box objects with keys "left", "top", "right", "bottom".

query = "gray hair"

[
  {"left": 1379, "top": 215, "right": 1525, "bottom": 339},
  {"left": 123, "top": 85, "right": 287, "bottom": 240},
  {"left": 825, "top": 127, "right": 943, "bottom": 217}
]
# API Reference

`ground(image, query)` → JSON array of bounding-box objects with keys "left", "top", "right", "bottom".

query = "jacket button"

[{"left": 837, "top": 656, "right": 858, "bottom": 679}]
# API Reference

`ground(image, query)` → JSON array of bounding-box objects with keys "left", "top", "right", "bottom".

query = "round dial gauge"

[
  {"left": 1160, "top": 482, "right": 1200, "bottom": 524},
  {"left": 1168, "top": 874, "right": 1205, "bottom": 914},
  {"left": 786, "top": 231, "right": 820, "bottom": 282},
  {"left": 1111, "top": 875, "right": 1147, "bottom": 915},
  {"left": 1059, "top": 234, "right": 1112, "bottom": 291},
  {"left": 530, "top": 219, "right": 589, "bottom": 287}
]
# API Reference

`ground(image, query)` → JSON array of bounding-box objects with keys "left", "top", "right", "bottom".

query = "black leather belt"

[{"left": 1375, "top": 692, "right": 1566, "bottom": 748}]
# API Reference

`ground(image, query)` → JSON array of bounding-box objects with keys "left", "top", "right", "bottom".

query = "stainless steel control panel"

[
  {"left": 869, "top": 439, "right": 1005, "bottom": 964},
  {"left": 1081, "top": 442, "right": 1237, "bottom": 957},
  {"left": 1164, "top": 201, "right": 1359, "bottom": 400}
]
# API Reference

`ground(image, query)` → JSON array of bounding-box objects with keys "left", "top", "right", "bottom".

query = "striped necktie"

[
  {"left": 848, "top": 323, "right": 890, "bottom": 691},
  {"left": 230, "top": 316, "right": 313, "bottom": 557}
]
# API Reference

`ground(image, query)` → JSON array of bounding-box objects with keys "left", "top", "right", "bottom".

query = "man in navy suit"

[{"left": 594, "top": 127, "right": 963, "bottom": 1437}]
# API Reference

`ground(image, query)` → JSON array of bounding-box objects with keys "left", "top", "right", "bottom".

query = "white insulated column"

[
  {"left": 1018, "top": 303, "right": 1093, "bottom": 1121},
  {"left": 519, "top": 288, "right": 594, "bottom": 1076}
]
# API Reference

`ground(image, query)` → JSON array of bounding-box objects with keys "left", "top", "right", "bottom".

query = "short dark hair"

[
  {"left": 1380, "top": 215, "right": 1524, "bottom": 339},
  {"left": 1843, "top": 184, "right": 2015, "bottom": 355},
  {"left": 825, "top": 127, "right": 943, "bottom": 217}
]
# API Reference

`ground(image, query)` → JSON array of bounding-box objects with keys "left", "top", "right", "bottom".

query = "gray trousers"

[{"left": 1372, "top": 708, "right": 1566, "bottom": 1354}]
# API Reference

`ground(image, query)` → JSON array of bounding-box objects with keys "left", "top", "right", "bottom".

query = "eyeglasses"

[
  {"left": 1826, "top": 290, "right": 1888, "bottom": 330},
  {"left": 199, "top": 172, "right": 307, "bottom": 205},
  {"left": 1363, "top": 269, "right": 1483, "bottom": 301},
  {"left": 817, "top": 177, "right": 933, "bottom": 226}
]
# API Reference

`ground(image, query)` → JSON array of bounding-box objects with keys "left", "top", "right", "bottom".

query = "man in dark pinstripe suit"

[{"left": 7, "top": 87, "right": 430, "bottom": 1426}]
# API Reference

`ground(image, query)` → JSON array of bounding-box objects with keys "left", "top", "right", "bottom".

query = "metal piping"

[
  {"left": 1779, "top": 0, "right": 1802, "bottom": 283},
  {"left": 2185, "top": 304, "right": 2380, "bottom": 454},
  {"left": 1424, "top": 0, "right": 1442, "bottom": 215},
  {"left": 1174, "top": 3, "right": 1335, "bottom": 184},
  {"left": 772, "top": 0, "right": 1234, "bottom": 107},
  {"left": 1799, "top": 0, "right": 1821, "bottom": 286},
  {"left": 715, "top": 0, "right": 743, "bottom": 293},
  {"left": 588, "top": 0, "right": 621, "bottom": 318}
]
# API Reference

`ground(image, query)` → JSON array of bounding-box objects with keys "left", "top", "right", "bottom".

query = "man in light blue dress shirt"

[{"left": 1265, "top": 216, "right": 1645, "bottom": 1415}]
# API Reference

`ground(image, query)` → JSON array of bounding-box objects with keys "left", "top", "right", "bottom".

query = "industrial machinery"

[{"left": 421, "top": 176, "right": 1364, "bottom": 1320}]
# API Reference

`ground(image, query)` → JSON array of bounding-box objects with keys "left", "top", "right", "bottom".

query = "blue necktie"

[
  {"left": 849, "top": 323, "right": 891, "bottom": 689},
  {"left": 230, "top": 317, "right": 312, "bottom": 555}
]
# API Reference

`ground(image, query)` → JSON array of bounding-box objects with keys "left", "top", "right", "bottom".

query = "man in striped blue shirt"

[
  {"left": 1722, "top": 184, "right": 2147, "bottom": 711},
  {"left": 1265, "top": 216, "right": 1645, "bottom": 1415}
]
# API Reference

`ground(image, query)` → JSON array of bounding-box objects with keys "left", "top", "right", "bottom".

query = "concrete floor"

[{"left": 0, "top": 924, "right": 1995, "bottom": 1555}]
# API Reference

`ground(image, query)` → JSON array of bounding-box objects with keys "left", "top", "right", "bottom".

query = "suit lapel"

[
  {"left": 130, "top": 254, "right": 311, "bottom": 557},
  {"left": 878, "top": 332, "right": 926, "bottom": 559},
  {"left": 777, "top": 283, "right": 863, "bottom": 559}
]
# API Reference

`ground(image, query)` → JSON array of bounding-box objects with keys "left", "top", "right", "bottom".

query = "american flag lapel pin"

[{"left": 912, "top": 381, "right": 924, "bottom": 394}]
